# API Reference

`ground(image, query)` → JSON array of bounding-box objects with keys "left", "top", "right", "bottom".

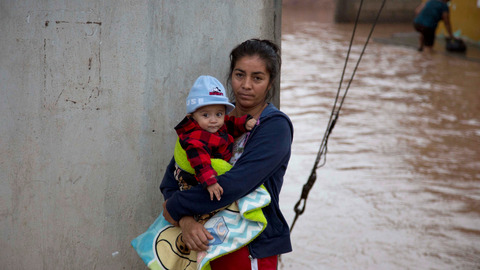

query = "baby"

[{"left": 174, "top": 75, "right": 256, "bottom": 201}]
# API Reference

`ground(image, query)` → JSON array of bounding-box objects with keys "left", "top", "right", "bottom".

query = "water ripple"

[{"left": 280, "top": 5, "right": 480, "bottom": 270}]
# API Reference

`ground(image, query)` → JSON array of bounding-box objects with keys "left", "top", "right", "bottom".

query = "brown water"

[{"left": 279, "top": 6, "right": 480, "bottom": 270}]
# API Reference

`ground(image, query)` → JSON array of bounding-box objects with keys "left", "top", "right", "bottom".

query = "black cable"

[{"left": 290, "top": 0, "right": 387, "bottom": 233}]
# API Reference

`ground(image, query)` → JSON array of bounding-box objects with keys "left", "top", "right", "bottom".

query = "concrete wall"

[
  {"left": 0, "top": 0, "right": 281, "bottom": 269},
  {"left": 335, "top": 0, "right": 419, "bottom": 23}
]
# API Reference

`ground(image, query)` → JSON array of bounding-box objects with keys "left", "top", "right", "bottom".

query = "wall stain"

[
  {"left": 65, "top": 98, "right": 77, "bottom": 104},
  {"left": 42, "top": 19, "right": 103, "bottom": 111}
]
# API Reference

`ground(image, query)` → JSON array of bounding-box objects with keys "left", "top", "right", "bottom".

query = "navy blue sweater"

[{"left": 160, "top": 103, "right": 293, "bottom": 258}]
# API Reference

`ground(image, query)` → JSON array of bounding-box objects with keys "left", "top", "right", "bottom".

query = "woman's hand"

[
  {"left": 162, "top": 200, "right": 179, "bottom": 227},
  {"left": 179, "top": 216, "right": 214, "bottom": 251}
]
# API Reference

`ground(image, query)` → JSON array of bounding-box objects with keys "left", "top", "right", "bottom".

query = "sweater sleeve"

[
  {"left": 181, "top": 136, "right": 218, "bottom": 186},
  {"left": 224, "top": 114, "right": 251, "bottom": 138},
  {"left": 165, "top": 113, "right": 293, "bottom": 222}
]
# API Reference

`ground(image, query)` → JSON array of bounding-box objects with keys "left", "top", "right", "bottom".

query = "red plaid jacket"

[{"left": 174, "top": 114, "right": 251, "bottom": 186}]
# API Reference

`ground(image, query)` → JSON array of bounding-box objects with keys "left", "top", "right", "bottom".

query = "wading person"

[{"left": 413, "top": 0, "right": 455, "bottom": 52}]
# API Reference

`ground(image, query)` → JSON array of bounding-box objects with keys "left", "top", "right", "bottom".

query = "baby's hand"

[
  {"left": 207, "top": 183, "right": 224, "bottom": 201},
  {"left": 246, "top": 118, "right": 257, "bottom": 131}
]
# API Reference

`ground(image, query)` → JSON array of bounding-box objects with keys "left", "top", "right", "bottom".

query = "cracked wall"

[{"left": 0, "top": 0, "right": 282, "bottom": 268}]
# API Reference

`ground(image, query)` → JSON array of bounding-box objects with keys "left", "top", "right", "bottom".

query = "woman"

[{"left": 161, "top": 39, "right": 293, "bottom": 269}]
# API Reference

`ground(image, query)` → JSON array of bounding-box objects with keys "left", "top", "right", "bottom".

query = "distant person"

[{"left": 413, "top": 0, "right": 455, "bottom": 52}]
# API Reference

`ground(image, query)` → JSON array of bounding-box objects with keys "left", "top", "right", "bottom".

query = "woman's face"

[{"left": 231, "top": 55, "right": 271, "bottom": 111}]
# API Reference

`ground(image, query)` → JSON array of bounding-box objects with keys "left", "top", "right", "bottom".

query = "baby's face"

[{"left": 192, "top": 104, "right": 226, "bottom": 133}]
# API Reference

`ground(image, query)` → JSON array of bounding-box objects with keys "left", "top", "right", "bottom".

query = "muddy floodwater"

[{"left": 279, "top": 6, "right": 480, "bottom": 270}]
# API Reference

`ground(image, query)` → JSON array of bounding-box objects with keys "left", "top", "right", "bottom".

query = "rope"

[{"left": 290, "top": 0, "right": 387, "bottom": 232}]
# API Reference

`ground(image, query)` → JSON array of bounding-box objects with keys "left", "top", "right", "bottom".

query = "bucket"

[{"left": 446, "top": 38, "right": 467, "bottom": 53}]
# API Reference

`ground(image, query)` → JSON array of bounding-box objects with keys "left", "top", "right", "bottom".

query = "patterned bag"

[{"left": 131, "top": 138, "right": 270, "bottom": 270}]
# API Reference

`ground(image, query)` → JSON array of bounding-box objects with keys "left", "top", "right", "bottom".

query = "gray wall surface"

[
  {"left": 335, "top": 0, "right": 419, "bottom": 23},
  {"left": 0, "top": 0, "right": 281, "bottom": 268}
]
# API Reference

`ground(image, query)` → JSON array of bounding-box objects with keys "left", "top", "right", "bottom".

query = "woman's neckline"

[{"left": 231, "top": 103, "right": 268, "bottom": 119}]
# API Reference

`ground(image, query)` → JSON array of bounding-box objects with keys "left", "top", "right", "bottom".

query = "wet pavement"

[
  {"left": 279, "top": 5, "right": 480, "bottom": 270},
  {"left": 374, "top": 32, "right": 480, "bottom": 63}
]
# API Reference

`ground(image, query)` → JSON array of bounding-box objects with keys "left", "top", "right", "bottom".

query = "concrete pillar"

[{"left": 0, "top": 0, "right": 281, "bottom": 268}]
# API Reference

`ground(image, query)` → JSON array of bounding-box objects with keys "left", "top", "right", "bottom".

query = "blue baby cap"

[{"left": 186, "top": 75, "right": 235, "bottom": 114}]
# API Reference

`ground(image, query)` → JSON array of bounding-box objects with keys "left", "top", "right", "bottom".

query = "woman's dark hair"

[{"left": 226, "top": 39, "right": 282, "bottom": 102}]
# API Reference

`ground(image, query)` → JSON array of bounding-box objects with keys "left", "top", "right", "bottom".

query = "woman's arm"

[
  {"left": 164, "top": 114, "right": 293, "bottom": 222},
  {"left": 160, "top": 158, "right": 213, "bottom": 251}
]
